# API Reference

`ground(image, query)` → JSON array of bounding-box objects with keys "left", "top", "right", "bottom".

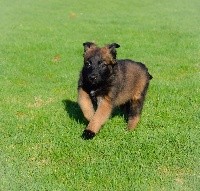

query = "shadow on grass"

[
  {"left": 62, "top": 99, "right": 87, "bottom": 125},
  {"left": 62, "top": 99, "right": 126, "bottom": 125}
]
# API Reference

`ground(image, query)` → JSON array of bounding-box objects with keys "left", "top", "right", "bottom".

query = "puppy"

[{"left": 78, "top": 42, "right": 152, "bottom": 139}]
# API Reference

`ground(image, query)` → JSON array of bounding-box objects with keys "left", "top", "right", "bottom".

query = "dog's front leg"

[
  {"left": 82, "top": 97, "right": 112, "bottom": 140},
  {"left": 78, "top": 88, "right": 95, "bottom": 122}
]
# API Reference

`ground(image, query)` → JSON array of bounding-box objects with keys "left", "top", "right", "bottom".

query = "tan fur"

[
  {"left": 100, "top": 47, "right": 115, "bottom": 64},
  {"left": 127, "top": 115, "right": 140, "bottom": 130},
  {"left": 86, "top": 97, "right": 112, "bottom": 133},
  {"left": 78, "top": 88, "right": 95, "bottom": 121}
]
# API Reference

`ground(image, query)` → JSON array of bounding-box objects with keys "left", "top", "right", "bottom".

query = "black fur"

[{"left": 82, "top": 129, "right": 96, "bottom": 140}]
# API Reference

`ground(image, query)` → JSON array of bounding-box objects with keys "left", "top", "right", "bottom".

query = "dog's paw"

[{"left": 82, "top": 129, "right": 96, "bottom": 140}]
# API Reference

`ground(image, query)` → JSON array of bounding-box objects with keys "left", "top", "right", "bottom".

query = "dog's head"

[{"left": 82, "top": 42, "right": 120, "bottom": 85}]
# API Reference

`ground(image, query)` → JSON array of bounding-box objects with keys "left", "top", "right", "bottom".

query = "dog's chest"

[{"left": 89, "top": 90, "right": 103, "bottom": 106}]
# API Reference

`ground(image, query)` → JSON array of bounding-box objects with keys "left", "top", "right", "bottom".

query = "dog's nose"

[{"left": 89, "top": 75, "right": 97, "bottom": 81}]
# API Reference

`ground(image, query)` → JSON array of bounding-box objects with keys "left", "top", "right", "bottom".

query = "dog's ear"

[
  {"left": 107, "top": 43, "right": 120, "bottom": 59},
  {"left": 83, "top": 42, "right": 96, "bottom": 52}
]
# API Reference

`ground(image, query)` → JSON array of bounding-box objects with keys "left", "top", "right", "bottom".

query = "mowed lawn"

[{"left": 1, "top": 0, "right": 200, "bottom": 190}]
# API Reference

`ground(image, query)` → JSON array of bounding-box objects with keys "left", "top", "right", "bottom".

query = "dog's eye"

[
  {"left": 100, "top": 62, "right": 107, "bottom": 69},
  {"left": 86, "top": 61, "right": 92, "bottom": 67}
]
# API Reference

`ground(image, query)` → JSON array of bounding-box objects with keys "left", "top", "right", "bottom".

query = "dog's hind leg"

[
  {"left": 82, "top": 97, "right": 113, "bottom": 139},
  {"left": 127, "top": 99, "right": 142, "bottom": 130},
  {"left": 78, "top": 88, "right": 95, "bottom": 122},
  {"left": 127, "top": 81, "right": 150, "bottom": 130},
  {"left": 127, "top": 94, "right": 146, "bottom": 130}
]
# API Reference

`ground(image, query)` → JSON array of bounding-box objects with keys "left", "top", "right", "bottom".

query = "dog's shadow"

[
  {"left": 62, "top": 99, "right": 126, "bottom": 125},
  {"left": 62, "top": 99, "right": 87, "bottom": 125}
]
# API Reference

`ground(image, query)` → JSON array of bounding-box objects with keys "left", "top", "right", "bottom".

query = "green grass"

[{"left": 1, "top": 0, "right": 200, "bottom": 190}]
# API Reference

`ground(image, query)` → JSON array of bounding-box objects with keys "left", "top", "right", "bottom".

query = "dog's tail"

[{"left": 148, "top": 73, "right": 153, "bottom": 80}]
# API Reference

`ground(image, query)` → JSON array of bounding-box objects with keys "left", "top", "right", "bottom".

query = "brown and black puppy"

[{"left": 78, "top": 42, "right": 152, "bottom": 139}]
